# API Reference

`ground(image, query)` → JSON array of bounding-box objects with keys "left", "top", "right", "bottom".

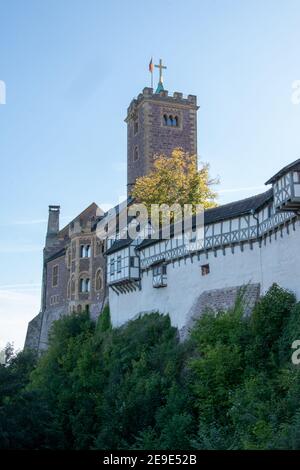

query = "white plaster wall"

[{"left": 109, "top": 220, "right": 300, "bottom": 330}]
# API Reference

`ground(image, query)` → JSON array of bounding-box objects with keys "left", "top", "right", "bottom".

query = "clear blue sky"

[{"left": 1, "top": 0, "right": 300, "bottom": 348}]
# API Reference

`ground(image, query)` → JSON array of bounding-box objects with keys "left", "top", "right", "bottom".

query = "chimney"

[{"left": 46, "top": 205, "right": 60, "bottom": 240}]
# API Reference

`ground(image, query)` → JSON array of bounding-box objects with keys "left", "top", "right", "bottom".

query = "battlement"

[{"left": 126, "top": 88, "right": 198, "bottom": 121}]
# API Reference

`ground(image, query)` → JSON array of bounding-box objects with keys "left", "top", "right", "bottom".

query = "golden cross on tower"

[{"left": 155, "top": 59, "right": 167, "bottom": 85}]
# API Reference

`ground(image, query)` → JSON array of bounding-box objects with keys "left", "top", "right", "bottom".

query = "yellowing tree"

[{"left": 132, "top": 149, "right": 218, "bottom": 211}]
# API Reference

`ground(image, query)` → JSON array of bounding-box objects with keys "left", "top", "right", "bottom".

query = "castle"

[{"left": 25, "top": 63, "right": 300, "bottom": 350}]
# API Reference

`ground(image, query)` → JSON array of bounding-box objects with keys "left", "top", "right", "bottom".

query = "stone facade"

[
  {"left": 25, "top": 203, "right": 107, "bottom": 351},
  {"left": 126, "top": 87, "right": 198, "bottom": 194}
]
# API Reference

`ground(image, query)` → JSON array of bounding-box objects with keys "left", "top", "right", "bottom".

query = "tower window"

[
  {"left": 134, "top": 119, "right": 138, "bottom": 135},
  {"left": 52, "top": 265, "right": 59, "bottom": 287},
  {"left": 163, "top": 114, "right": 179, "bottom": 127},
  {"left": 95, "top": 269, "right": 103, "bottom": 291},
  {"left": 133, "top": 146, "right": 139, "bottom": 162}
]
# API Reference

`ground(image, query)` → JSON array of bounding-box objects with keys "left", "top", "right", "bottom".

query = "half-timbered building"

[{"left": 106, "top": 159, "right": 300, "bottom": 337}]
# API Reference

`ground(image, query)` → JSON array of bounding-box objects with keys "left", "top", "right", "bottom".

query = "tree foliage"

[
  {"left": 132, "top": 149, "right": 218, "bottom": 212},
  {"left": 1, "top": 284, "right": 300, "bottom": 449}
]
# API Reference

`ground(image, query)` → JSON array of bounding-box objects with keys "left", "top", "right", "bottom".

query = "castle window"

[
  {"left": 134, "top": 119, "right": 138, "bottom": 135},
  {"left": 50, "top": 295, "right": 59, "bottom": 306},
  {"left": 110, "top": 259, "right": 115, "bottom": 275},
  {"left": 130, "top": 256, "right": 135, "bottom": 267},
  {"left": 133, "top": 146, "right": 139, "bottom": 162},
  {"left": 201, "top": 264, "right": 210, "bottom": 276},
  {"left": 95, "top": 269, "right": 103, "bottom": 291},
  {"left": 52, "top": 265, "right": 59, "bottom": 287},
  {"left": 80, "top": 244, "right": 91, "bottom": 258},
  {"left": 71, "top": 275, "right": 75, "bottom": 294},
  {"left": 117, "top": 256, "right": 122, "bottom": 273},
  {"left": 77, "top": 304, "right": 82, "bottom": 313},
  {"left": 66, "top": 248, "right": 71, "bottom": 269},
  {"left": 152, "top": 264, "right": 167, "bottom": 288},
  {"left": 80, "top": 278, "right": 90, "bottom": 293},
  {"left": 294, "top": 171, "right": 300, "bottom": 183},
  {"left": 71, "top": 241, "right": 76, "bottom": 259},
  {"left": 67, "top": 280, "right": 71, "bottom": 299},
  {"left": 267, "top": 204, "right": 273, "bottom": 218},
  {"left": 163, "top": 114, "right": 179, "bottom": 127}
]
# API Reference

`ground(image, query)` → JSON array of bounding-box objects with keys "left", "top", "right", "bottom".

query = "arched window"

[
  {"left": 80, "top": 244, "right": 91, "bottom": 258},
  {"left": 86, "top": 245, "right": 91, "bottom": 257},
  {"left": 71, "top": 275, "right": 75, "bottom": 294},
  {"left": 66, "top": 248, "right": 71, "bottom": 268},
  {"left": 134, "top": 119, "right": 138, "bottom": 135},
  {"left": 80, "top": 277, "right": 90, "bottom": 293},
  {"left": 77, "top": 304, "right": 82, "bottom": 313},
  {"left": 163, "top": 114, "right": 179, "bottom": 127},
  {"left": 95, "top": 269, "right": 103, "bottom": 291},
  {"left": 133, "top": 146, "right": 139, "bottom": 162},
  {"left": 67, "top": 280, "right": 71, "bottom": 299}
]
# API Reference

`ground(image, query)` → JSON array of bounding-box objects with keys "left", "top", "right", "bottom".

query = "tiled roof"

[
  {"left": 105, "top": 238, "right": 133, "bottom": 255},
  {"left": 104, "top": 190, "right": 274, "bottom": 255},
  {"left": 204, "top": 189, "right": 272, "bottom": 224},
  {"left": 265, "top": 158, "right": 300, "bottom": 185},
  {"left": 136, "top": 189, "right": 273, "bottom": 251}
]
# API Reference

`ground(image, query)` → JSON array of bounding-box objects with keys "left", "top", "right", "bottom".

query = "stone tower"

[{"left": 126, "top": 86, "right": 199, "bottom": 194}]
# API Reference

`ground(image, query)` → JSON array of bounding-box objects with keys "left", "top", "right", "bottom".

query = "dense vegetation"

[{"left": 1, "top": 284, "right": 300, "bottom": 449}]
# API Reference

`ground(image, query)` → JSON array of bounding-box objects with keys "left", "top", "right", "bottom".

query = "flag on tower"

[{"left": 149, "top": 57, "right": 154, "bottom": 73}]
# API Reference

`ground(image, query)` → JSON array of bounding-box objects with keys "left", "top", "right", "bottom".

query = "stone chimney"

[{"left": 45, "top": 205, "right": 60, "bottom": 248}]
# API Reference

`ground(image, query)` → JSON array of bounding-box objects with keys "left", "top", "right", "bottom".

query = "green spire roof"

[{"left": 155, "top": 81, "right": 164, "bottom": 94}]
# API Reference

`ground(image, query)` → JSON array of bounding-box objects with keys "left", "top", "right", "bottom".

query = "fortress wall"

[{"left": 109, "top": 220, "right": 300, "bottom": 331}]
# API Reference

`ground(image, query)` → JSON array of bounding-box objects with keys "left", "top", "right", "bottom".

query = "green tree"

[{"left": 132, "top": 149, "right": 218, "bottom": 212}]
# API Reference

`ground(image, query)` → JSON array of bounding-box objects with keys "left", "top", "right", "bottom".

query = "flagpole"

[{"left": 149, "top": 57, "right": 154, "bottom": 89}]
